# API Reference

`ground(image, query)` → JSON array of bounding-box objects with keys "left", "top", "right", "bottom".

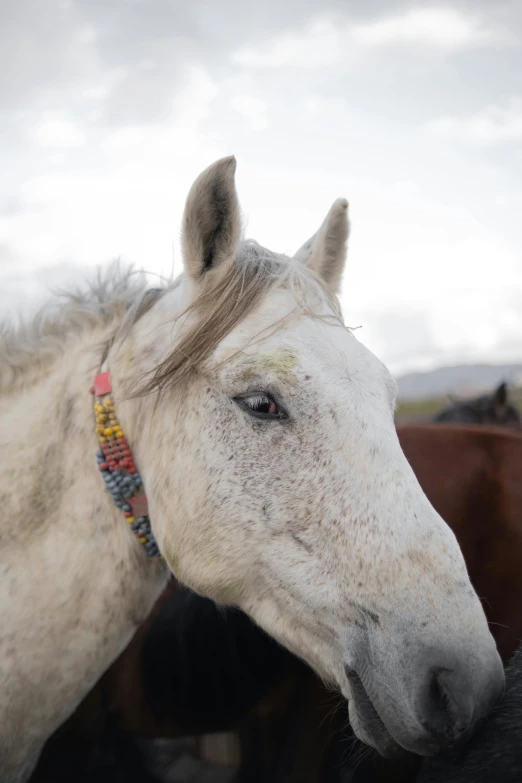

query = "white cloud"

[
  {"left": 34, "top": 119, "right": 86, "bottom": 148},
  {"left": 231, "top": 6, "right": 503, "bottom": 70},
  {"left": 428, "top": 98, "right": 522, "bottom": 144},
  {"left": 230, "top": 95, "right": 268, "bottom": 130},
  {"left": 231, "top": 18, "right": 349, "bottom": 69},
  {"left": 1, "top": 68, "right": 223, "bottom": 279},
  {"left": 352, "top": 7, "right": 492, "bottom": 49}
]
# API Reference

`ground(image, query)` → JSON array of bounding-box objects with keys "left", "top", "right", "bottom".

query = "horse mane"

[
  {"left": 0, "top": 262, "right": 168, "bottom": 397},
  {"left": 0, "top": 243, "right": 341, "bottom": 399}
]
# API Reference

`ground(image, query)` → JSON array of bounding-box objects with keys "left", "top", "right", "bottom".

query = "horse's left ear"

[
  {"left": 182, "top": 156, "right": 241, "bottom": 280},
  {"left": 293, "top": 198, "right": 349, "bottom": 294},
  {"left": 493, "top": 381, "right": 508, "bottom": 410}
]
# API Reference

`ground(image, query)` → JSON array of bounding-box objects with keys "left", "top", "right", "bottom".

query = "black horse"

[{"left": 433, "top": 381, "right": 520, "bottom": 427}]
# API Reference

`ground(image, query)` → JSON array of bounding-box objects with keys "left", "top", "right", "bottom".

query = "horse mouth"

[{"left": 346, "top": 668, "right": 405, "bottom": 759}]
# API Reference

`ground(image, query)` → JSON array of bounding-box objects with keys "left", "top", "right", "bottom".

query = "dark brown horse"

[
  {"left": 432, "top": 381, "right": 520, "bottom": 427},
  {"left": 30, "top": 424, "right": 522, "bottom": 783}
]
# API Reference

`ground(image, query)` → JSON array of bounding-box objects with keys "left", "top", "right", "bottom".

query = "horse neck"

[{"left": 1, "top": 321, "right": 168, "bottom": 600}]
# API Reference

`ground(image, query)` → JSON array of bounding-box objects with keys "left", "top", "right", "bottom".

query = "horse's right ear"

[{"left": 182, "top": 156, "right": 241, "bottom": 280}]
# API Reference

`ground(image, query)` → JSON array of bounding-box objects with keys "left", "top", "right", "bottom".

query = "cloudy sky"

[{"left": 1, "top": 0, "right": 521, "bottom": 374}]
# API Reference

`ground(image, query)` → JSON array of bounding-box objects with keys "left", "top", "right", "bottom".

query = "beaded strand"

[{"left": 91, "top": 371, "right": 160, "bottom": 558}]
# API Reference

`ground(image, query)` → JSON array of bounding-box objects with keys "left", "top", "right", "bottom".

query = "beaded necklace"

[{"left": 90, "top": 370, "right": 160, "bottom": 558}]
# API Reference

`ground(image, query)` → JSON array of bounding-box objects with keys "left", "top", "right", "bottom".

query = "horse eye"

[{"left": 234, "top": 394, "right": 287, "bottom": 421}]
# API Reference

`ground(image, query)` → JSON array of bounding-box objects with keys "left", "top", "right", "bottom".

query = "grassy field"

[{"left": 395, "top": 386, "right": 522, "bottom": 425}]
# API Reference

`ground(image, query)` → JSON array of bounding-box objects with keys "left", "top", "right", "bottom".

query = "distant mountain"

[{"left": 396, "top": 363, "right": 522, "bottom": 402}]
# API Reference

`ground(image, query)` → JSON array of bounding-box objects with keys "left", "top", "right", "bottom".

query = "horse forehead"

[{"left": 213, "top": 290, "right": 369, "bottom": 375}]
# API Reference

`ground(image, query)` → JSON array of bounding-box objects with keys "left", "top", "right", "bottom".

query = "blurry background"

[{"left": 1, "top": 0, "right": 521, "bottom": 404}]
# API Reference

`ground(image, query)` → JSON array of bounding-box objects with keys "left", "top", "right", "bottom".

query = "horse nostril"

[{"left": 422, "top": 669, "right": 469, "bottom": 745}]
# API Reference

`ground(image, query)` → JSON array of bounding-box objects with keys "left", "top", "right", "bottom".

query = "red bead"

[
  {"left": 93, "top": 371, "right": 112, "bottom": 396},
  {"left": 124, "top": 511, "right": 132, "bottom": 518},
  {"left": 120, "top": 459, "right": 129, "bottom": 468},
  {"left": 100, "top": 462, "right": 109, "bottom": 470},
  {"left": 122, "top": 449, "right": 131, "bottom": 457},
  {"left": 117, "top": 437, "right": 126, "bottom": 444},
  {"left": 129, "top": 467, "right": 137, "bottom": 474},
  {"left": 89, "top": 386, "right": 95, "bottom": 395}
]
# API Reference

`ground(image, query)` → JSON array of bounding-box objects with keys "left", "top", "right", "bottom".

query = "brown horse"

[{"left": 30, "top": 424, "right": 522, "bottom": 783}]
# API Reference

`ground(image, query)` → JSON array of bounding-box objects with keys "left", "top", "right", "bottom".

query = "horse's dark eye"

[{"left": 234, "top": 394, "right": 287, "bottom": 421}]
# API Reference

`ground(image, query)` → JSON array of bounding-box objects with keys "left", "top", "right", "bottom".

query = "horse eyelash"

[{"left": 244, "top": 394, "right": 272, "bottom": 409}]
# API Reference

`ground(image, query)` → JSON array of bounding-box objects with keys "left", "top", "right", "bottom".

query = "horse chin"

[{"left": 347, "top": 678, "right": 406, "bottom": 760}]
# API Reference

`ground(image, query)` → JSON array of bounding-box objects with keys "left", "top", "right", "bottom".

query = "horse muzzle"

[{"left": 344, "top": 640, "right": 505, "bottom": 757}]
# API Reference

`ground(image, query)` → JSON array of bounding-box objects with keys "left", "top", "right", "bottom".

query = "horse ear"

[
  {"left": 493, "top": 382, "right": 508, "bottom": 410},
  {"left": 293, "top": 198, "right": 349, "bottom": 294},
  {"left": 182, "top": 156, "right": 241, "bottom": 280}
]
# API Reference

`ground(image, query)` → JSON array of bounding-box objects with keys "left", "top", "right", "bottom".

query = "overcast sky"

[{"left": 1, "top": 0, "right": 521, "bottom": 374}]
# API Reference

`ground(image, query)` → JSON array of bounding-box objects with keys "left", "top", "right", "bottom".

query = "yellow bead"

[
  {"left": 139, "top": 536, "right": 147, "bottom": 543},
  {"left": 98, "top": 414, "right": 108, "bottom": 423},
  {"left": 94, "top": 404, "right": 104, "bottom": 412},
  {"left": 104, "top": 428, "right": 114, "bottom": 436},
  {"left": 99, "top": 436, "right": 106, "bottom": 443},
  {"left": 127, "top": 517, "right": 135, "bottom": 524},
  {"left": 96, "top": 427, "right": 104, "bottom": 435},
  {"left": 105, "top": 398, "right": 112, "bottom": 406}
]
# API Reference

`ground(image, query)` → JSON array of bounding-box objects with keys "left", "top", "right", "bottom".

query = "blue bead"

[{"left": 122, "top": 504, "right": 132, "bottom": 512}]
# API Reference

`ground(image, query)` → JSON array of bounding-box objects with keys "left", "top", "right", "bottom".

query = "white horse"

[{"left": 0, "top": 157, "right": 503, "bottom": 781}]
